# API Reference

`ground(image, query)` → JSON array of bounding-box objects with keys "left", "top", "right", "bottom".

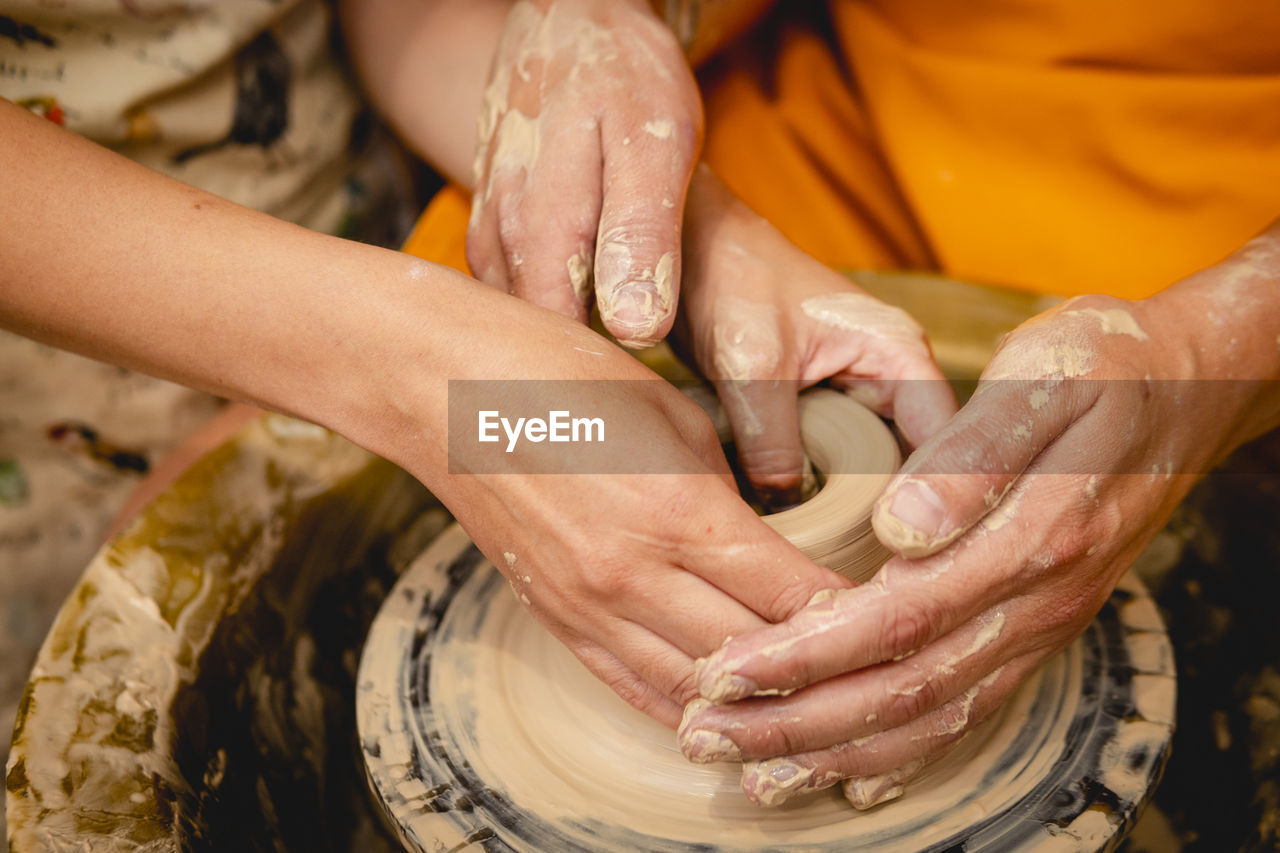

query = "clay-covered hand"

[
  {"left": 425, "top": 283, "right": 855, "bottom": 729},
  {"left": 673, "top": 168, "right": 957, "bottom": 507},
  {"left": 468, "top": 0, "right": 701, "bottom": 348},
  {"left": 679, "top": 241, "right": 1280, "bottom": 806}
]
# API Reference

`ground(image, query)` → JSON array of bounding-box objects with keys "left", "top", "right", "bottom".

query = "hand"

[
  {"left": 417, "top": 280, "right": 855, "bottom": 728},
  {"left": 679, "top": 285, "right": 1258, "bottom": 807},
  {"left": 673, "top": 168, "right": 956, "bottom": 507},
  {"left": 0, "top": 94, "right": 844, "bottom": 732},
  {"left": 468, "top": 0, "right": 702, "bottom": 348}
]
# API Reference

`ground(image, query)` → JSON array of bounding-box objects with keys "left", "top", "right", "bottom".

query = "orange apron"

[{"left": 404, "top": 0, "right": 1280, "bottom": 298}]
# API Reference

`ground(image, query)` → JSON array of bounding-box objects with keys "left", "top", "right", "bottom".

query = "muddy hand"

[
  {"left": 469, "top": 0, "right": 701, "bottom": 348},
  {"left": 674, "top": 167, "right": 956, "bottom": 507},
  {"left": 679, "top": 260, "right": 1280, "bottom": 805},
  {"left": 432, "top": 282, "right": 855, "bottom": 728}
]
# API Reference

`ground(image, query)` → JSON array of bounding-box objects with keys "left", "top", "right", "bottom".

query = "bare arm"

[
  {"left": 338, "top": 0, "right": 511, "bottom": 186},
  {"left": 0, "top": 96, "right": 853, "bottom": 731},
  {"left": 0, "top": 97, "right": 448, "bottom": 447}
]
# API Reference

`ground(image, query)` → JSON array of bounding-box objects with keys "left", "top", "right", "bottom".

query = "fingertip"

[
  {"left": 716, "top": 377, "right": 805, "bottom": 510},
  {"left": 740, "top": 758, "right": 819, "bottom": 807},
  {"left": 842, "top": 758, "right": 924, "bottom": 810},
  {"left": 678, "top": 699, "right": 743, "bottom": 763},
  {"left": 843, "top": 777, "right": 906, "bottom": 810},
  {"left": 594, "top": 135, "right": 686, "bottom": 347},
  {"left": 597, "top": 265, "right": 679, "bottom": 348},
  {"left": 695, "top": 655, "right": 757, "bottom": 704},
  {"left": 872, "top": 477, "right": 961, "bottom": 558},
  {"left": 755, "top": 482, "right": 804, "bottom": 513},
  {"left": 740, "top": 448, "right": 805, "bottom": 511}
]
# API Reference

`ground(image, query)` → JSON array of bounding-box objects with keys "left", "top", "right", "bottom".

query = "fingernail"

[
  {"left": 741, "top": 758, "right": 815, "bottom": 806},
  {"left": 876, "top": 478, "right": 952, "bottom": 558},
  {"left": 890, "top": 479, "right": 946, "bottom": 537},
  {"left": 600, "top": 282, "right": 666, "bottom": 347}
]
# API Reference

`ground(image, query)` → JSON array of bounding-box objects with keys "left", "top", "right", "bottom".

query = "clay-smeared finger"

[
  {"left": 594, "top": 111, "right": 699, "bottom": 348},
  {"left": 499, "top": 117, "right": 603, "bottom": 323},
  {"left": 697, "top": 290, "right": 805, "bottom": 505},
  {"left": 693, "top": 558, "right": 972, "bottom": 705},
  {"left": 694, "top": 430, "right": 1130, "bottom": 711},
  {"left": 720, "top": 376, "right": 806, "bottom": 508},
  {"left": 736, "top": 657, "right": 1033, "bottom": 806},
  {"left": 799, "top": 291, "right": 952, "bottom": 441},
  {"left": 467, "top": 128, "right": 523, "bottom": 292},
  {"left": 872, "top": 377, "right": 1090, "bottom": 558},
  {"left": 842, "top": 758, "right": 926, "bottom": 810},
  {"left": 680, "top": 606, "right": 1015, "bottom": 761},
  {"left": 883, "top": 372, "right": 957, "bottom": 449},
  {"left": 465, "top": 198, "right": 512, "bottom": 293}
]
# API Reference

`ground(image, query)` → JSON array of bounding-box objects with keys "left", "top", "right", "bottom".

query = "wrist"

[
  {"left": 1147, "top": 225, "right": 1280, "bottom": 453},
  {"left": 301, "top": 253, "right": 487, "bottom": 485}
]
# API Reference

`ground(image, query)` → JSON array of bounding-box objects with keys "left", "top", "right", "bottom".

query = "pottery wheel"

[{"left": 357, "top": 392, "right": 1176, "bottom": 852}]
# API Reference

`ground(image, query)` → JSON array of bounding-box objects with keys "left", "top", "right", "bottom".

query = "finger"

[
  {"left": 594, "top": 110, "right": 699, "bottom": 349},
  {"left": 674, "top": 487, "right": 857, "bottom": 626},
  {"left": 540, "top": 617, "right": 688, "bottom": 727},
  {"left": 799, "top": 291, "right": 956, "bottom": 448},
  {"left": 465, "top": 200, "right": 509, "bottom": 292},
  {"left": 737, "top": 656, "right": 1032, "bottom": 806},
  {"left": 692, "top": 524, "right": 1053, "bottom": 705},
  {"left": 832, "top": 369, "right": 956, "bottom": 452},
  {"left": 692, "top": 559, "right": 963, "bottom": 703},
  {"left": 885, "top": 373, "right": 957, "bottom": 450},
  {"left": 705, "top": 296, "right": 805, "bottom": 505},
  {"left": 695, "top": 437, "right": 1122, "bottom": 705},
  {"left": 843, "top": 759, "right": 926, "bottom": 810},
  {"left": 720, "top": 376, "right": 806, "bottom": 508},
  {"left": 466, "top": 119, "right": 522, "bottom": 292},
  {"left": 872, "top": 377, "right": 1092, "bottom": 558},
  {"left": 499, "top": 115, "right": 603, "bottom": 323},
  {"left": 679, "top": 607, "right": 1014, "bottom": 760},
  {"left": 596, "top": 562, "right": 771, "bottom": 661},
  {"left": 562, "top": 638, "right": 687, "bottom": 728}
]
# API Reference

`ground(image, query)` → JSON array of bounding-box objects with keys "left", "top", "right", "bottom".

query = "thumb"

[{"left": 873, "top": 379, "right": 1088, "bottom": 558}]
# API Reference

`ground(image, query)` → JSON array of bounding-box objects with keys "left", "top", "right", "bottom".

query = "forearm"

[
  {"left": 1149, "top": 217, "right": 1280, "bottom": 453},
  {"left": 0, "top": 99, "right": 468, "bottom": 465},
  {"left": 339, "top": 0, "right": 512, "bottom": 186}
]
